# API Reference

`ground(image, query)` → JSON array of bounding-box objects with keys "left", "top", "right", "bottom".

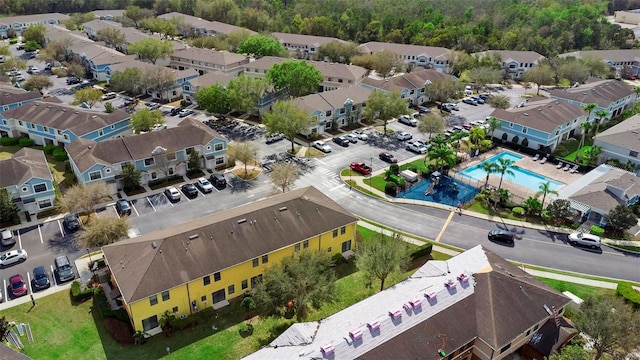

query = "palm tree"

[
  {"left": 478, "top": 161, "right": 498, "bottom": 188},
  {"left": 593, "top": 109, "right": 608, "bottom": 136},
  {"left": 536, "top": 181, "right": 559, "bottom": 207},
  {"left": 468, "top": 127, "right": 486, "bottom": 150},
  {"left": 487, "top": 117, "right": 501, "bottom": 139},
  {"left": 427, "top": 144, "right": 456, "bottom": 173},
  {"left": 583, "top": 145, "right": 602, "bottom": 166},
  {"left": 495, "top": 157, "right": 515, "bottom": 191},
  {"left": 577, "top": 121, "right": 592, "bottom": 157},
  {"left": 582, "top": 102, "right": 596, "bottom": 124}
]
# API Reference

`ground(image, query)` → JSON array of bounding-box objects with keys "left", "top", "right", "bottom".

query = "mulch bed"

[{"left": 104, "top": 318, "right": 134, "bottom": 345}]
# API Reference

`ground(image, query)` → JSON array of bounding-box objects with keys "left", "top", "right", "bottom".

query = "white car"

[
  {"left": 406, "top": 141, "right": 428, "bottom": 154},
  {"left": 568, "top": 232, "right": 601, "bottom": 249},
  {"left": 396, "top": 131, "right": 413, "bottom": 141},
  {"left": 164, "top": 187, "right": 181, "bottom": 202},
  {"left": 352, "top": 131, "right": 369, "bottom": 141},
  {"left": 102, "top": 92, "right": 117, "bottom": 100},
  {"left": 344, "top": 134, "right": 358, "bottom": 143},
  {"left": 415, "top": 139, "right": 431, "bottom": 149},
  {"left": 312, "top": 140, "right": 332, "bottom": 153},
  {"left": 196, "top": 177, "right": 214, "bottom": 193},
  {"left": 151, "top": 123, "right": 167, "bottom": 131},
  {"left": 0, "top": 249, "right": 28, "bottom": 268},
  {"left": 266, "top": 133, "right": 284, "bottom": 144}
]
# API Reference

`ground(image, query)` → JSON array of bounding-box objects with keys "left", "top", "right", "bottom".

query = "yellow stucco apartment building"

[{"left": 102, "top": 186, "right": 358, "bottom": 334}]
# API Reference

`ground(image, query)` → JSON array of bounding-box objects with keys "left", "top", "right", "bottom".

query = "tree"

[
  {"left": 523, "top": 64, "right": 554, "bottom": 95},
  {"left": 108, "top": 67, "right": 143, "bottom": 95},
  {"left": 42, "top": 37, "right": 74, "bottom": 62},
  {"left": 487, "top": 117, "right": 501, "bottom": 139},
  {"left": 547, "top": 344, "right": 592, "bottom": 360},
  {"left": 236, "top": 34, "right": 285, "bottom": 58},
  {"left": 417, "top": 113, "right": 444, "bottom": 139},
  {"left": 253, "top": 251, "right": 336, "bottom": 321},
  {"left": 371, "top": 49, "right": 402, "bottom": 78},
  {"left": 478, "top": 161, "right": 498, "bottom": 188},
  {"left": 263, "top": 101, "right": 312, "bottom": 153},
  {"left": 56, "top": 182, "right": 111, "bottom": 218},
  {"left": 467, "top": 66, "right": 502, "bottom": 88},
  {"left": 356, "top": 232, "right": 410, "bottom": 292},
  {"left": 604, "top": 204, "right": 637, "bottom": 232},
  {"left": 448, "top": 50, "right": 476, "bottom": 77},
  {"left": 523, "top": 197, "right": 543, "bottom": 216},
  {"left": 593, "top": 109, "right": 608, "bottom": 135},
  {"left": 317, "top": 41, "right": 359, "bottom": 63},
  {"left": 581, "top": 55, "right": 610, "bottom": 78},
  {"left": 124, "top": 5, "right": 155, "bottom": 29},
  {"left": 79, "top": 217, "right": 130, "bottom": 248},
  {"left": 143, "top": 67, "right": 176, "bottom": 101},
  {"left": 427, "top": 144, "right": 457, "bottom": 173},
  {"left": 72, "top": 87, "right": 103, "bottom": 109},
  {"left": 266, "top": 60, "right": 323, "bottom": 98},
  {"left": 545, "top": 199, "right": 573, "bottom": 223},
  {"left": 487, "top": 94, "right": 511, "bottom": 109},
  {"left": 468, "top": 127, "right": 486, "bottom": 150},
  {"left": 558, "top": 61, "right": 590, "bottom": 85},
  {"left": 423, "top": 78, "right": 461, "bottom": 104},
  {"left": 0, "top": 316, "right": 10, "bottom": 342},
  {"left": 196, "top": 84, "right": 229, "bottom": 116},
  {"left": 495, "top": 157, "right": 515, "bottom": 191},
  {"left": 188, "top": 149, "right": 202, "bottom": 172},
  {"left": 0, "top": 46, "right": 9, "bottom": 56},
  {"left": 0, "top": 188, "right": 19, "bottom": 223},
  {"left": 362, "top": 90, "right": 408, "bottom": 135},
  {"left": 268, "top": 162, "right": 300, "bottom": 193},
  {"left": 576, "top": 121, "right": 592, "bottom": 157},
  {"left": 225, "top": 29, "right": 253, "bottom": 52},
  {"left": 130, "top": 108, "right": 164, "bottom": 133},
  {"left": 0, "top": 56, "right": 27, "bottom": 75},
  {"left": 127, "top": 38, "right": 173, "bottom": 64},
  {"left": 574, "top": 294, "right": 640, "bottom": 360},
  {"left": 23, "top": 75, "right": 52, "bottom": 92},
  {"left": 536, "top": 181, "right": 558, "bottom": 207},
  {"left": 121, "top": 163, "right": 141, "bottom": 191},
  {"left": 96, "top": 28, "right": 126, "bottom": 49},
  {"left": 23, "top": 40, "right": 41, "bottom": 52},
  {"left": 66, "top": 62, "right": 86, "bottom": 79},
  {"left": 227, "top": 75, "right": 269, "bottom": 115},
  {"left": 140, "top": 17, "right": 180, "bottom": 38},
  {"left": 230, "top": 142, "right": 258, "bottom": 176},
  {"left": 583, "top": 145, "right": 602, "bottom": 166},
  {"left": 21, "top": 24, "right": 46, "bottom": 46}
]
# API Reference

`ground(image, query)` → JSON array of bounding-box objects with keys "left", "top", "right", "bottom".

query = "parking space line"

[
  {"left": 183, "top": 194, "right": 191, "bottom": 202},
  {"left": 131, "top": 203, "right": 140, "bottom": 217},
  {"left": 166, "top": 194, "right": 174, "bottom": 207},
  {"left": 17, "top": 231, "right": 22, "bottom": 249},
  {"left": 146, "top": 197, "right": 157, "bottom": 212},
  {"left": 37, "top": 224, "right": 43, "bottom": 244},
  {"left": 2, "top": 279, "right": 5, "bottom": 303},
  {"left": 50, "top": 265, "right": 58, "bottom": 287},
  {"left": 27, "top": 272, "right": 32, "bottom": 294},
  {"left": 58, "top": 219, "right": 65, "bottom": 237}
]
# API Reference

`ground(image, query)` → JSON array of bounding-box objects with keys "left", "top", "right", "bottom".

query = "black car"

[
  {"left": 210, "top": 174, "right": 227, "bottom": 189},
  {"left": 54, "top": 255, "right": 75, "bottom": 283},
  {"left": 488, "top": 230, "right": 515, "bottom": 246},
  {"left": 66, "top": 77, "right": 80, "bottom": 85},
  {"left": 332, "top": 136, "right": 350, "bottom": 147},
  {"left": 170, "top": 107, "right": 183, "bottom": 116},
  {"left": 115, "top": 199, "right": 132, "bottom": 216},
  {"left": 379, "top": 152, "right": 398, "bottom": 163},
  {"left": 181, "top": 183, "right": 199, "bottom": 199},
  {"left": 32, "top": 266, "right": 50, "bottom": 291},
  {"left": 63, "top": 214, "right": 81, "bottom": 231}
]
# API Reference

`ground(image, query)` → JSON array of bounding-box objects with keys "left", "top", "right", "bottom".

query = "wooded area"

[{"left": 1, "top": 0, "right": 637, "bottom": 57}]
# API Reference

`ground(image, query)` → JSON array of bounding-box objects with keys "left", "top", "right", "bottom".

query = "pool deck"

[{"left": 451, "top": 148, "right": 582, "bottom": 201}]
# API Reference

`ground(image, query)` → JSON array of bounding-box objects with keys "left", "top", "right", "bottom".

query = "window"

[
  {"left": 203, "top": 275, "right": 211, "bottom": 285},
  {"left": 186, "top": 147, "right": 194, "bottom": 155},
  {"left": 43, "top": 126, "right": 48, "bottom": 132},
  {"left": 522, "top": 127, "right": 527, "bottom": 134},
  {"left": 168, "top": 168, "right": 174, "bottom": 175},
  {"left": 29, "top": 123, "right": 35, "bottom": 129},
  {"left": 98, "top": 129, "right": 103, "bottom": 136},
  {"left": 21, "top": 187, "right": 28, "bottom": 192},
  {"left": 110, "top": 125, "right": 115, "bottom": 130},
  {"left": 201, "top": 295, "right": 206, "bottom": 302},
  {"left": 533, "top": 324, "right": 539, "bottom": 331},
  {"left": 89, "top": 171, "right": 101, "bottom": 180},
  {"left": 327, "top": 247, "right": 332, "bottom": 252},
  {"left": 341, "top": 240, "right": 352, "bottom": 252},
  {"left": 214, "top": 272, "right": 221, "bottom": 281},
  {"left": 206, "top": 145, "right": 211, "bottom": 150},
  {"left": 303, "top": 240, "right": 309, "bottom": 249},
  {"left": 151, "top": 172, "right": 157, "bottom": 179},
  {"left": 333, "top": 229, "right": 338, "bottom": 237},
  {"left": 162, "top": 291, "right": 170, "bottom": 301},
  {"left": 294, "top": 243, "right": 300, "bottom": 252},
  {"left": 251, "top": 274, "right": 263, "bottom": 288},
  {"left": 241, "top": 280, "right": 248, "bottom": 290},
  {"left": 228, "top": 285, "right": 235, "bottom": 295},
  {"left": 33, "top": 183, "right": 47, "bottom": 193},
  {"left": 142, "top": 315, "right": 159, "bottom": 331},
  {"left": 252, "top": 258, "right": 259, "bottom": 267},
  {"left": 172, "top": 306, "right": 178, "bottom": 313},
  {"left": 144, "top": 158, "right": 154, "bottom": 166},
  {"left": 340, "top": 226, "right": 346, "bottom": 235},
  {"left": 325, "top": 110, "right": 331, "bottom": 116},
  {"left": 630, "top": 150, "right": 638, "bottom": 158},
  {"left": 499, "top": 343, "right": 511, "bottom": 353},
  {"left": 262, "top": 255, "right": 268, "bottom": 264},
  {"left": 64, "top": 134, "right": 69, "bottom": 141},
  {"left": 38, "top": 199, "right": 52, "bottom": 209},
  {"left": 149, "top": 295, "right": 158, "bottom": 306},
  {"left": 216, "top": 157, "right": 224, "bottom": 165}
]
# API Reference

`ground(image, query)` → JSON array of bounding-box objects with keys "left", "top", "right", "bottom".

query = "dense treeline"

[{"left": 1, "top": 0, "right": 637, "bottom": 56}]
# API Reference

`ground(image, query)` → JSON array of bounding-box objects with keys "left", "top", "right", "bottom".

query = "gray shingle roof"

[
  {"left": 157, "top": 12, "right": 255, "bottom": 35},
  {"left": 358, "top": 42, "right": 450, "bottom": 60},
  {"left": 594, "top": 113, "right": 640, "bottom": 150},
  {"left": 0, "top": 85, "right": 41, "bottom": 106},
  {"left": 474, "top": 50, "right": 546, "bottom": 64},
  {"left": 290, "top": 86, "right": 371, "bottom": 113},
  {"left": 0, "top": 148, "right": 52, "bottom": 187},
  {"left": 560, "top": 49, "right": 640, "bottom": 63},
  {"left": 187, "top": 71, "right": 232, "bottom": 87},
  {"left": 0, "top": 13, "right": 69, "bottom": 26},
  {"left": 490, "top": 98, "right": 584, "bottom": 133},
  {"left": 170, "top": 47, "right": 248, "bottom": 66},
  {"left": 103, "top": 186, "right": 358, "bottom": 303},
  {"left": 245, "top": 56, "right": 368, "bottom": 81},
  {"left": 361, "top": 68, "right": 454, "bottom": 92},
  {"left": 567, "top": 166, "right": 640, "bottom": 213},
  {"left": 549, "top": 79, "right": 634, "bottom": 108},
  {"left": 271, "top": 32, "right": 347, "bottom": 47}
]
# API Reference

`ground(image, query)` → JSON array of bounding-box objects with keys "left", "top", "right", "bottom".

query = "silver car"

[
  {"left": 0, "top": 249, "right": 28, "bottom": 268},
  {"left": 568, "top": 232, "right": 601, "bottom": 249}
]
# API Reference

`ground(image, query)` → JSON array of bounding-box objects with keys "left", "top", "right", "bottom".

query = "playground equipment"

[{"left": 424, "top": 171, "right": 442, "bottom": 196}]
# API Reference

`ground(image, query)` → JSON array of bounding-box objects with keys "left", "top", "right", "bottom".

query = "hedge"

[
  {"left": 590, "top": 225, "right": 604, "bottom": 236},
  {"left": 43, "top": 144, "right": 56, "bottom": 154},
  {"left": 18, "top": 137, "right": 34, "bottom": 147},
  {"left": 0, "top": 137, "right": 20, "bottom": 146},
  {"left": 9, "top": 38, "right": 18, "bottom": 44},
  {"left": 512, "top": 207, "right": 525, "bottom": 217},
  {"left": 70, "top": 280, "right": 93, "bottom": 302},
  {"left": 53, "top": 148, "right": 68, "bottom": 161},
  {"left": 411, "top": 243, "right": 433, "bottom": 260},
  {"left": 388, "top": 174, "right": 406, "bottom": 187},
  {"left": 616, "top": 282, "right": 640, "bottom": 309},
  {"left": 385, "top": 182, "right": 397, "bottom": 196}
]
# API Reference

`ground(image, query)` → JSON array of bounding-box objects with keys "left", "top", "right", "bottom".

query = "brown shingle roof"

[
  {"left": 549, "top": 79, "right": 634, "bottom": 108},
  {"left": 560, "top": 49, "right": 640, "bottom": 63},
  {"left": 361, "top": 68, "right": 453, "bottom": 92},
  {"left": 157, "top": 12, "right": 255, "bottom": 35},
  {"left": 171, "top": 48, "right": 248, "bottom": 66},
  {"left": 569, "top": 168, "right": 640, "bottom": 212},
  {"left": 271, "top": 32, "right": 347, "bottom": 47},
  {"left": 290, "top": 86, "right": 372, "bottom": 113},
  {"left": 187, "top": 71, "right": 232, "bottom": 87},
  {"left": 358, "top": 42, "right": 450, "bottom": 60},
  {"left": 245, "top": 56, "right": 367, "bottom": 81},
  {"left": 103, "top": 186, "right": 358, "bottom": 303},
  {"left": 490, "top": 98, "right": 584, "bottom": 133},
  {"left": 0, "top": 85, "right": 41, "bottom": 106},
  {"left": 474, "top": 50, "right": 546, "bottom": 64},
  {"left": 0, "top": 148, "right": 52, "bottom": 187},
  {"left": 0, "top": 13, "right": 69, "bottom": 26},
  {"left": 1, "top": 101, "right": 130, "bottom": 137},
  {"left": 594, "top": 114, "right": 640, "bottom": 150}
]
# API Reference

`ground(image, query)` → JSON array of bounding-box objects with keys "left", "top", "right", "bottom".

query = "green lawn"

[{"left": 536, "top": 278, "right": 615, "bottom": 299}]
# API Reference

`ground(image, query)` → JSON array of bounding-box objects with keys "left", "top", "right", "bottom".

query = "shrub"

[
  {"left": 388, "top": 174, "right": 405, "bottom": 187},
  {"left": 570, "top": 222, "right": 581, "bottom": 230},
  {"left": 43, "top": 144, "right": 56, "bottom": 154},
  {"left": 0, "top": 137, "right": 20, "bottom": 146},
  {"left": 53, "top": 148, "right": 68, "bottom": 161},
  {"left": 590, "top": 225, "right": 605, "bottom": 236},
  {"left": 512, "top": 207, "right": 525, "bottom": 217},
  {"left": 70, "top": 280, "right": 93, "bottom": 302},
  {"left": 474, "top": 193, "right": 488, "bottom": 206},
  {"left": 511, "top": 135, "right": 519, "bottom": 144},
  {"left": 521, "top": 138, "right": 529, "bottom": 147},
  {"left": 384, "top": 182, "right": 397, "bottom": 196},
  {"left": 616, "top": 282, "right": 640, "bottom": 309},
  {"left": 410, "top": 243, "right": 433, "bottom": 260},
  {"left": 241, "top": 297, "right": 256, "bottom": 312},
  {"left": 332, "top": 252, "right": 344, "bottom": 266},
  {"left": 9, "top": 38, "right": 18, "bottom": 44},
  {"left": 501, "top": 133, "right": 508, "bottom": 141},
  {"left": 390, "top": 164, "right": 399, "bottom": 175},
  {"left": 18, "top": 137, "right": 34, "bottom": 147}
]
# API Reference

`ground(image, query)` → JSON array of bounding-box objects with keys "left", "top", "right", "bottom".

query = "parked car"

[
  {"left": 471, "top": 96, "right": 485, "bottom": 104},
  {"left": 488, "top": 230, "right": 515, "bottom": 246},
  {"left": 26, "top": 66, "right": 39, "bottom": 74},
  {"left": 181, "top": 183, "right": 198, "bottom": 199},
  {"left": 54, "top": 255, "right": 75, "bottom": 283},
  {"left": 32, "top": 266, "right": 51, "bottom": 291},
  {"left": 379, "top": 152, "right": 398, "bottom": 163},
  {"left": 196, "top": 177, "right": 214, "bottom": 193},
  {"left": 398, "top": 115, "right": 417, "bottom": 127},
  {"left": 266, "top": 133, "right": 284, "bottom": 144},
  {"left": 406, "top": 141, "right": 428, "bottom": 154},
  {"left": 332, "top": 136, "right": 350, "bottom": 147},
  {"left": 178, "top": 109, "right": 195, "bottom": 118},
  {"left": 417, "top": 106, "right": 431, "bottom": 114},
  {"left": 169, "top": 107, "right": 183, "bottom": 116},
  {"left": 0, "top": 249, "right": 27, "bottom": 268},
  {"left": 352, "top": 130, "right": 369, "bottom": 141},
  {"left": 462, "top": 98, "right": 478, "bottom": 106},
  {"left": 102, "top": 92, "right": 117, "bottom": 101},
  {"left": 74, "top": 81, "right": 93, "bottom": 90},
  {"left": 210, "top": 174, "right": 227, "bottom": 189},
  {"left": 14, "top": 74, "right": 25, "bottom": 82},
  {"left": 165, "top": 187, "right": 181, "bottom": 202},
  {"left": 312, "top": 140, "right": 332, "bottom": 153},
  {"left": 350, "top": 162, "right": 372, "bottom": 175},
  {"left": 115, "top": 199, "right": 132, "bottom": 216},
  {"left": 414, "top": 139, "right": 431, "bottom": 150},
  {"left": 146, "top": 102, "right": 161, "bottom": 111},
  {"left": 396, "top": 132, "right": 413, "bottom": 141},
  {"left": 1, "top": 229, "right": 15, "bottom": 246},
  {"left": 16, "top": 43, "right": 25, "bottom": 50},
  {"left": 66, "top": 77, "right": 81, "bottom": 85},
  {"left": 344, "top": 134, "right": 358, "bottom": 143},
  {"left": 63, "top": 214, "right": 81, "bottom": 231},
  {"left": 9, "top": 274, "right": 27, "bottom": 297},
  {"left": 446, "top": 103, "right": 460, "bottom": 111},
  {"left": 568, "top": 232, "right": 601, "bottom": 249}
]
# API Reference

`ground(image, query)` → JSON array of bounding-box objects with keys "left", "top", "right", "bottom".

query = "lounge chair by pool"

[
  {"left": 532, "top": 154, "right": 540, "bottom": 161},
  {"left": 540, "top": 156, "right": 548, "bottom": 164},
  {"left": 556, "top": 161, "right": 564, "bottom": 169},
  {"left": 570, "top": 165, "right": 579, "bottom": 173},
  {"left": 563, "top": 163, "right": 571, "bottom": 171}
]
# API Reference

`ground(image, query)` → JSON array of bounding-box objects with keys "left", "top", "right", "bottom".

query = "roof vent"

[
  {"left": 278, "top": 206, "right": 287, "bottom": 212},
  {"left": 92, "top": 115, "right": 97, "bottom": 119},
  {"left": 188, "top": 234, "right": 199, "bottom": 240},
  {"left": 46, "top": 105, "right": 51, "bottom": 109},
  {"left": 523, "top": 113, "right": 528, "bottom": 116},
  {"left": 34, "top": 103, "right": 39, "bottom": 106},
  {"left": 237, "top": 218, "right": 247, "bottom": 224},
  {"left": 74, "top": 111, "right": 79, "bottom": 114},
  {"left": 151, "top": 241, "right": 157, "bottom": 249}
]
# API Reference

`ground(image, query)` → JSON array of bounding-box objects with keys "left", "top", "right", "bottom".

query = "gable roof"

[
  {"left": 549, "top": 79, "right": 634, "bottom": 108},
  {"left": 559, "top": 49, "right": 640, "bottom": 63},
  {"left": 271, "top": 32, "right": 347, "bottom": 47},
  {"left": 1, "top": 101, "right": 130, "bottom": 137},
  {"left": 171, "top": 47, "right": 248, "bottom": 66},
  {"left": 244, "top": 246, "right": 570, "bottom": 359},
  {"left": 490, "top": 98, "right": 584, "bottom": 133},
  {"left": 103, "top": 186, "right": 358, "bottom": 303},
  {"left": 0, "top": 13, "right": 69, "bottom": 26},
  {"left": 290, "top": 86, "right": 371, "bottom": 113},
  {"left": 157, "top": 12, "right": 255, "bottom": 36},
  {"left": 0, "top": 85, "right": 41, "bottom": 106},
  {"left": 66, "top": 118, "right": 223, "bottom": 172},
  {"left": 474, "top": 50, "right": 546, "bottom": 64},
  {"left": 594, "top": 113, "right": 640, "bottom": 150},
  {"left": 187, "top": 71, "right": 232, "bottom": 88},
  {"left": 0, "top": 148, "right": 52, "bottom": 187},
  {"left": 83, "top": 19, "right": 162, "bottom": 44},
  {"left": 245, "top": 56, "right": 368, "bottom": 81},
  {"left": 358, "top": 42, "right": 450, "bottom": 60},
  {"left": 78, "top": 43, "right": 132, "bottom": 65},
  {"left": 361, "top": 68, "right": 454, "bottom": 92},
  {"left": 44, "top": 24, "right": 93, "bottom": 45}
]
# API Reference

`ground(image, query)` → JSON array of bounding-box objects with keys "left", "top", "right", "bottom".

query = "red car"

[
  {"left": 379, "top": 152, "right": 398, "bottom": 163},
  {"left": 9, "top": 274, "right": 27, "bottom": 297},
  {"left": 350, "top": 162, "right": 372, "bottom": 175}
]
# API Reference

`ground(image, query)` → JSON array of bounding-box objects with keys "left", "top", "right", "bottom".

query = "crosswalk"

[{"left": 294, "top": 167, "right": 343, "bottom": 191}]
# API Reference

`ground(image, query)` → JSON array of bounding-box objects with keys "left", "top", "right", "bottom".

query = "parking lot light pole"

[
  {"left": 86, "top": 248, "right": 93, "bottom": 264},
  {"left": 370, "top": 156, "right": 373, "bottom": 194}
]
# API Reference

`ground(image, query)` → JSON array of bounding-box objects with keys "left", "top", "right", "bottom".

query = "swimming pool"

[{"left": 458, "top": 151, "right": 565, "bottom": 191}]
